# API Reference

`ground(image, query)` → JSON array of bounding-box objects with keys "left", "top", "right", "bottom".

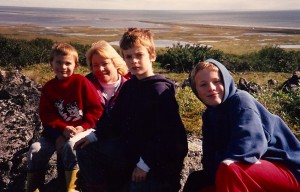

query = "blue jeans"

[{"left": 27, "top": 129, "right": 94, "bottom": 171}]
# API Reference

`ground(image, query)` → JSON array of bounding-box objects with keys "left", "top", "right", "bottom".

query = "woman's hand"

[
  {"left": 74, "top": 126, "right": 84, "bottom": 134},
  {"left": 73, "top": 137, "right": 91, "bottom": 150}
]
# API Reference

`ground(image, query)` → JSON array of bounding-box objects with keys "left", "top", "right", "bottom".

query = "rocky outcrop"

[
  {"left": 0, "top": 70, "right": 61, "bottom": 191},
  {"left": 0, "top": 69, "right": 202, "bottom": 191},
  {"left": 280, "top": 71, "right": 300, "bottom": 93},
  {"left": 237, "top": 78, "right": 261, "bottom": 93}
]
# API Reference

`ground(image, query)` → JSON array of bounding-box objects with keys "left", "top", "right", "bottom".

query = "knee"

[
  {"left": 29, "top": 142, "right": 42, "bottom": 154},
  {"left": 183, "top": 170, "right": 213, "bottom": 192},
  {"left": 27, "top": 142, "right": 42, "bottom": 162},
  {"left": 27, "top": 142, "right": 43, "bottom": 171},
  {"left": 216, "top": 160, "right": 244, "bottom": 179},
  {"left": 62, "top": 141, "right": 77, "bottom": 158},
  {"left": 63, "top": 140, "right": 76, "bottom": 153},
  {"left": 218, "top": 161, "right": 236, "bottom": 174}
]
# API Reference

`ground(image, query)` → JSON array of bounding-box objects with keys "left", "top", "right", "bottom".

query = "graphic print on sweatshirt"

[{"left": 54, "top": 100, "right": 83, "bottom": 122}]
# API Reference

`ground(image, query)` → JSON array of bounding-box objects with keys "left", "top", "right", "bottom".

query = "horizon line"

[{"left": 1, "top": 5, "right": 300, "bottom": 12}]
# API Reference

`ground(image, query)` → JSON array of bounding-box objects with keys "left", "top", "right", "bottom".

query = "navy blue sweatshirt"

[
  {"left": 200, "top": 59, "right": 300, "bottom": 183},
  {"left": 95, "top": 74, "right": 188, "bottom": 175}
]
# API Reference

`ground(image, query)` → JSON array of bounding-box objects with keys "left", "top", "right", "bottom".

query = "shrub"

[
  {"left": 252, "top": 46, "right": 300, "bottom": 72},
  {"left": 69, "top": 42, "right": 90, "bottom": 66},
  {"left": 0, "top": 36, "right": 53, "bottom": 69},
  {"left": 0, "top": 36, "right": 90, "bottom": 69},
  {"left": 157, "top": 43, "right": 224, "bottom": 73}
]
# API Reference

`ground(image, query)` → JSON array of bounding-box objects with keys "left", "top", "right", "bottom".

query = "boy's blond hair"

[
  {"left": 190, "top": 61, "right": 219, "bottom": 97},
  {"left": 49, "top": 43, "right": 79, "bottom": 65},
  {"left": 86, "top": 40, "right": 128, "bottom": 76},
  {"left": 119, "top": 28, "right": 156, "bottom": 59}
]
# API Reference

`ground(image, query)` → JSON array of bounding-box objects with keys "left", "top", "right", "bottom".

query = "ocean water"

[{"left": 1, "top": 6, "right": 300, "bottom": 29}]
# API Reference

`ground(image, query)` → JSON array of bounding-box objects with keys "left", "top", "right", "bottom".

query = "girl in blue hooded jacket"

[{"left": 183, "top": 59, "right": 300, "bottom": 192}]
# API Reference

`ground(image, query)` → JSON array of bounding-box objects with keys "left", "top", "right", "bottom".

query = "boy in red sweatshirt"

[{"left": 26, "top": 43, "right": 103, "bottom": 192}]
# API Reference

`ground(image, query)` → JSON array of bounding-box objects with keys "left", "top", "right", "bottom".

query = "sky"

[{"left": 1, "top": 0, "right": 300, "bottom": 10}]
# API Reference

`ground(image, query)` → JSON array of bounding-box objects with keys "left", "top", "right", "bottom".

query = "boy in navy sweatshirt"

[{"left": 75, "top": 28, "right": 188, "bottom": 192}]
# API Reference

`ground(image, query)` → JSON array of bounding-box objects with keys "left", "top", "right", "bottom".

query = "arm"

[
  {"left": 80, "top": 77, "right": 103, "bottom": 129},
  {"left": 140, "top": 86, "right": 188, "bottom": 171},
  {"left": 224, "top": 107, "right": 268, "bottom": 163},
  {"left": 39, "top": 87, "right": 68, "bottom": 130}
]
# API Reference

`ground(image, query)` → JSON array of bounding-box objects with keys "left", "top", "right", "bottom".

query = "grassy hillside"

[{"left": 21, "top": 63, "right": 299, "bottom": 139}]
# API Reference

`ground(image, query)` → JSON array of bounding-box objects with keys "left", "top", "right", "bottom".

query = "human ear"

[{"left": 150, "top": 54, "right": 156, "bottom": 62}]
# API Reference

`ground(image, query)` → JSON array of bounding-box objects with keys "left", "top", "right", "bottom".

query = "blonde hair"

[
  {"left": 190, "top": 61, "right": 219, "bottom": 96},
  {"left": 86, "top": 40, "right": 128, "bottom": 76},
  {"left": 49, "top": 43, "right": 79, "bottom": 65},
  {"left": 119, "top": 28, "right": 156, "bottom": 59}
]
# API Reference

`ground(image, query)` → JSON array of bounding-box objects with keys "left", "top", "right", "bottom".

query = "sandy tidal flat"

[{"left": 1, "top": 22, "right": 300, "bottom": 55}]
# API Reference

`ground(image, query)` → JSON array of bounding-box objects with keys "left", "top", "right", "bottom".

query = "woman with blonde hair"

[{"left": 85, "top": 40, "right": 130, "bottom": 113}]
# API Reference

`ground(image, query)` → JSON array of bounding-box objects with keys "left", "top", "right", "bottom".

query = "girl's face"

[
  {"left": 51, "top": 54, "right": 77, "bottom": 80},
  {"left": 91, "top": 54, "right": 119, "bottom": 84},
  {"left": 195, "top": 68, "right": 224, "bottom": 107},
  {"left": 122, "top": 45, "right": 155, "bottom": 80}
]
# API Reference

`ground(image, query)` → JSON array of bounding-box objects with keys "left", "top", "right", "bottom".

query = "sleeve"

[
  {"left": 39, "top": 86, "right": 68, "bottom": 130},
  {"left": 224, "top": 107, "right": 268, "bottom": 163},
  {"left": 136, "top": 157, "right": 150, "bottom": 172},
  {"left": 141, "top": 86, "right": 188, "bottom": 170},
  {"left": 201, "top": 101, "right": 269, "bottom": 183},
  {"left": 80, "top": 77, "right": 103, "bottom": 129}
]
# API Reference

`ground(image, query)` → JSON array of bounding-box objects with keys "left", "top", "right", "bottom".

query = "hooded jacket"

[
  {"left": 95, "top": 74, "right": 188, "bottom": 175},
  {"left": 200, "top": 59, "right": 300, "bottom": 183}
]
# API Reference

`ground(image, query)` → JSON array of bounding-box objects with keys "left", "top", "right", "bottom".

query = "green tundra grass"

[{"left": 22, "top": 63, "right": 299, "bottom": 139}]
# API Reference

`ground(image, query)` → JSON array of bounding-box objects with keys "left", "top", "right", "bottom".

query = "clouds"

[{"left": 1, "top": 0, "right": 300, "bottom": 10}]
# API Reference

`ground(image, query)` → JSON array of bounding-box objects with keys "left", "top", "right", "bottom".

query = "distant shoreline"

[
  {"left": 1, "top": 6, "right": 300, "bottom": 29},
  {"left": 1, "top": 22, "right": 300, "bottom": 55}
]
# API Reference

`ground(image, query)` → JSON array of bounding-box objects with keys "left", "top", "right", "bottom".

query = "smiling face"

[
  {"left": 194, "top": 68, "right": 224, "bottom": 107},
  {"left": 91, "top": 54, "right": 119, "bottom": 84},
  {"left": 51, "top": 54, "right": 77, "bottom": 80},
  {"left": 122, "top": 45, "right": 155, "bottom": 79}
]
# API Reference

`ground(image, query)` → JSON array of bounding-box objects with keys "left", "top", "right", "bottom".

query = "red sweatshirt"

[{"left": 39, "top": 74, "right": 103, "bottom": 131}]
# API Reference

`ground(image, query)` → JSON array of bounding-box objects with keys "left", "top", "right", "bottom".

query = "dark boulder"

[
  {"left": 0, "top": 70, "right": 58, "bottom": 192},
  {"left": 280, "top": 71, "right": 300, "bottom": 93},
  {"left": 237, "top": 78, "right": 261, "bottom": 94}
]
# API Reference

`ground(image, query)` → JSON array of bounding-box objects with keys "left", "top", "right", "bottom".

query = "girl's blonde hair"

[
  {"left": 49, "top": 43, "right": 79, "bottom": 65},
  {"left": 119, "top": 28, "right": 156, "bottom": 59},
  {"left": 86, "top": 40, "right": 128, "bottom": 76}
]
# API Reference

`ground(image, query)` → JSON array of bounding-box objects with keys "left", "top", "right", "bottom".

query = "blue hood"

[{"left": 205, "top": 58, "right": 237, "bottom": 104}]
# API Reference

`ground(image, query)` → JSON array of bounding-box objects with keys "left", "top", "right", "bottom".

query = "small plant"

[
  {"left": 157, "top": 43, "right": 224, "bottom": 73},
  {"left": 176, "top": 87, "right": 204, "bottom": 135}
]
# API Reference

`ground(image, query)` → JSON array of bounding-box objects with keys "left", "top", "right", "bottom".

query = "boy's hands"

[
  {"left": 73, "top": 137, "right": 90, "bottom": 150},
  {"left": 63, "top": 126, "right": 76, "bottom": 138},
  {"left": 63, "top": 125, "right": 85, "bottom": 138},
  {"left": 132, "top": 167, "right": 147, "bottom": 182}
]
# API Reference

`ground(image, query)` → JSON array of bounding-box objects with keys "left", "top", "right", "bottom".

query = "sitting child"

[{"left": 183, "top": 58, "right": 300, "bottom": 192}]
